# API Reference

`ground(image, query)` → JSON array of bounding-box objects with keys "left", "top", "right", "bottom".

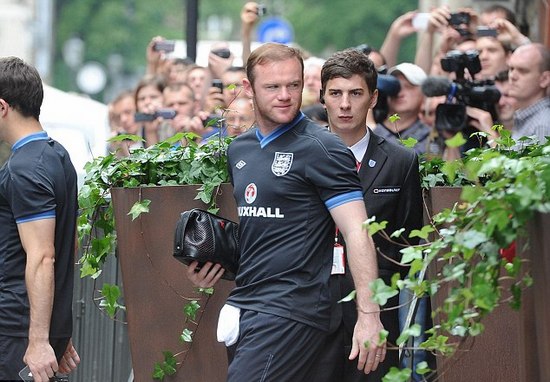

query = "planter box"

[
  {"left": 519, "top": 212, "right": 550, "bottom": 382},
  {"left": 424, "top": 187, "right": 520, "bottom": 382},
  {"left": 111, "top": 184, "right": 237, "bottom": 382}
]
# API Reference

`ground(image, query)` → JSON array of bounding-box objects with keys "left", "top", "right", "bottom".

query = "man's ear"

[
  {"left": 242, "top": 78, "right": 254, "bottom": 99},
  {"left": 369, "top": 89, "right": 379, "bottom": 109},
  {"left": 540, "top": 70, "right": 550, "bottom": 90},
  {"left": 0, "top": 99, "right": 8, "bottom": 117}
]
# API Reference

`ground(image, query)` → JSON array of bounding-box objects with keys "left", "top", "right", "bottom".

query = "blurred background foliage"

[{"left": 54, "top": 0, "right": 416, "bottom": 100}]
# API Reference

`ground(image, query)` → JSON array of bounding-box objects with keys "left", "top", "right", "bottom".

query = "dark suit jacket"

[{"left": 327, "top": 130, "right": 423, "bottom": 381}]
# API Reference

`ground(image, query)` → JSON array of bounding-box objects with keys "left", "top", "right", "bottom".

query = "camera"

[
  {"left": 212, "top": 79, "right": 224, "bottom": 92},
  {"left": 476, "top": 26, "right": 498, "bottom": 38},
  {"left": 448, "top": 12, "right": 470, "bottom": 26},
  {"left": 134, "top": 109, "right": 177, "bottom": 122},
  {"left": 257, "top": 4, "right": 267, "bottom": 16},
  {"left": 448, "top": 12, "right": 472, "bottom": 38},
  {"left": 431, "top": 51, "right": 500, "bottom": 133},
  {"left": 153, "top": 40, "right": 176, "bottom": 53},
  {"left": 211, "top": 48, "right": 231, "bottom": 59}
]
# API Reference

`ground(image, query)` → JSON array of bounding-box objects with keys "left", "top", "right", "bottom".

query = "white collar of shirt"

[{"left": 349, "top": 129, "right": 370, "bottom": 163}]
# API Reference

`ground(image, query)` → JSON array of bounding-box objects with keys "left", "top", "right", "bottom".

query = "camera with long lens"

[{"left": 424, "top": 50, "right": 500, "bottom": 134}]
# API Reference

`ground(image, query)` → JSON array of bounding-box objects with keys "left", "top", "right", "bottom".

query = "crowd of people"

[{"left": 1, "top": 1, "right": 549, "bottom": 382}]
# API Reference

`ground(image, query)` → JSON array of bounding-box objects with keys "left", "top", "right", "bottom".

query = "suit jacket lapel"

[{"left": 359, "top": 130, "right": 388, "bottom": 192}]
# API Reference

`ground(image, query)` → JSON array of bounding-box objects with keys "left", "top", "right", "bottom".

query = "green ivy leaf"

[
  {"left": 370, "top": 278, "right": 399, "bottom": 306},
  {"left": 378, "top": 329, "right": 389, "bottom": 345},
  {"left": 445, "top": 132, "right": 467, "bottom": 148},
  {"left": 98, "top": 283, "right": 125, "bottom": 318},
  {"left": 338, "top": 290, "right": 356, "bottom": 303},
  {"left": 128, "top": 199, "right": 151, "bottom": 221},
  {"left": 390, "top": 228, "right": 406, "bottom": 239},
  {"left": 388, "top": 114, "right": 401, "bottom": 123},
  {"left": 415, "top": 361, "right": 431, "bottom": 375},
  {"left": 184, "top": 300, "right": 200, "bottom": 321},
  {"left": 396, "top": 324, "right": 421, "bottom": 346},
  {"left": 363, "top": 217, "right": 388, "bottom": 236},
  {"left": 382, "top": 367, "right": 412, "bottom": 382},
  {"left": 400, "top": 137, "right": 418, "bottom": 149},
  {"left": 409, "top": 225, "right": 435, "bottom": 240},
  {"left": 400, "top": 246, "right": 423, "bottom": 264},
  {"left": 180, "top": 328, "right": 193, "bottom": 343},
  {"left": 152, "top": 363, "right": 165, "bottom": 380}
]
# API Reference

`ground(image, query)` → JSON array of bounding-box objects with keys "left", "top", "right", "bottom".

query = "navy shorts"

[
  {"left": 0, "top": 335, "right": 69, "bottom": 381},
  {"left": 227, "top": 310, "right": 326, "bottom": 382}
]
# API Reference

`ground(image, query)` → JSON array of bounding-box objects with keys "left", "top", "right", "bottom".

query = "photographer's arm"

[
  {"left": 380, "top": 11, "right": 418, "bottom": 69},
  {"left": 241, "top": 2, "right": 260, "bottom": 64},
  {"left": 415, "top": 6, "right": 451, "bottom": 74}
]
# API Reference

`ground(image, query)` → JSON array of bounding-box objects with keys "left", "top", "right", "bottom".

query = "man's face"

[
  {"left": 112, "top": 96, "right": 138, "bottom": 134},
  {"left": 163, "top": 87, "right": 195, "bottom": 118},
  {"left": 388, "top": 73, "right": 424, "bottom": 116},
  {"left": 304, "top": 64, "right": 322, "bottom": 94},
  {"left": 323, "top": 74, "right": 376, "bottom": 136},
  {"left": 508, "top": 45, "right": 550, "bottom": 108},
  {"left": 477, "top": 37, "right": 509, "bottom": 79},
  {"left": 495, "top": 80, "right": 516, "bottom": 123},
  {"left": 187, "top": 67, "right": 208, "bottom": 97},
  {"left": 136, "top": 85, "right": 163, "bottom": 114},
  {"left": 243, "top": 58, "right": 303, "bottom": 131}
]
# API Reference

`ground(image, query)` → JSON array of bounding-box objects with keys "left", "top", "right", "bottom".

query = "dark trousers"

[
  {"left": 309, "top": 289, "right": 401, "bottom": 382},
  {"left": 226, "top": 310, "right": 326, "bottom": 382},
  {"left": 0, "top": 335, "right": 69, "bottom": 381}
]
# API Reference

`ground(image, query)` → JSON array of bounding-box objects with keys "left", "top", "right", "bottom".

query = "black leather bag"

[{"left": 173, "top": 208, "right": 239, "bottom": 281}]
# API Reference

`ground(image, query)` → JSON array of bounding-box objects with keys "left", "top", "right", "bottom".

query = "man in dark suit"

[{"left": 310, "top": 48, "right": 425, "bottom": 381}]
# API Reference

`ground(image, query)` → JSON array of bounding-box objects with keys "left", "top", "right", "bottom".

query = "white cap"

[{"left": 388, "top": 63, "right": 427, "bottom": 86}]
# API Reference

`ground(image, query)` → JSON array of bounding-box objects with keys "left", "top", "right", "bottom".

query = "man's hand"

[
  {"left": 58, "top": 339, "right": 80, "bottom": 375},
  {"left": 349, "top": 311, "right": 387, "bottom": 374},
  {"left": 186, "top": 261, "right": 225, "bottom": 288},
  {"left": 24, "top": 340, "right": 58, "bottom": 382}
]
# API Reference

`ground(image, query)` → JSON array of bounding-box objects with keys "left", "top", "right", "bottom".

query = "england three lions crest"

[{"left": 271, "top": 152, "right": 293, "bottom": 176}]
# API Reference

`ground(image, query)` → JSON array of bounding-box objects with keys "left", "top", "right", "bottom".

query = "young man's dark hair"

[
  {"left": 321, "top": 49, "right": 378, "bottom": 97},
  {"left": 0, "top": 56, "right": 43, "bottom": 120}
]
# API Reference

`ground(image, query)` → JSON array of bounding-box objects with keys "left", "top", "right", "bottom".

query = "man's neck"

[
  {"left": 5, "top": 118, "right": 43, "bottom": 147},
  {"left": 516, "top": 95, "right": 546, "bottom": 111},
  {"left": 331, "top": 126, "right": 368, "bottom": 147}
]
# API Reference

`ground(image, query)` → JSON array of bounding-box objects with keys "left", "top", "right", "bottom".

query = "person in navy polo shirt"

[
  {"left": 187, "top": 43, "right": 385, "bottom": 381},
  {"left": 0, "top": 57, "right": 80, "bottom": 381}
]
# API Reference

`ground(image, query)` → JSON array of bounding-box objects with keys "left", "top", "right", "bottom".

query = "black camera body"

[
  {"left": 134, "top": 109, "right": 177, "bottom": 122},
  {"left": 448, "top": 12, "right": 472, "bottom": 38},
  {"left": 435, "top": 51, "right": 500, "bottom": 133}
]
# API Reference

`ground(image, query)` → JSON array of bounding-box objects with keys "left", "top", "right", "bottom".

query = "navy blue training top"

[
  {"left": 227, "top": 113, "right": 363, "bottom": 330},
  {"left": 0, "top": 131, "right": 78, "bottom": 338}
]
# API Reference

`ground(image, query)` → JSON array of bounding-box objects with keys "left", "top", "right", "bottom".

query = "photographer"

[
  {"left": 508, "top": 43, "right": 550, "bottom": 144},
  {"left": 422, "top": 50, "right": 503, "bottom": 159},
  {"left": 374, "top": 63, "right": 432, "bottom": 156},
  {"left": 134, "top": 75, "right": 173, "bottom": 147}
]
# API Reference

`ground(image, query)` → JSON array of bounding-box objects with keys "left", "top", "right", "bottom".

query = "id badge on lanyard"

[{"left": 331, "top": 228, "right": 346, "bottom": 275}]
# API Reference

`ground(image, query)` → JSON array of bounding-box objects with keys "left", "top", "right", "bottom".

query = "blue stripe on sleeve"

[
  {"left": 16, "top": 210, "right": 56, "bottom": 224},
  {"left": 325, "top": 191, "right": 364, "bottom": 210}
]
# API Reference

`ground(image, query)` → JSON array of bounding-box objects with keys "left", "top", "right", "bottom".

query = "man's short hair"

[
  {"left": 482, "top": 4, "right": 516, "bottom": 26},
  {"left": 321, "top": 49, "right": 378, "bottom": 95},
  {"left": 246, "top": 43, "right": 304, "bottom": 87},
  {"left": 164, "top": 82, "right": 196, "bottom": 101},
  {"left": 0, "top": 56, "right": 43, "bottom": 120}
]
